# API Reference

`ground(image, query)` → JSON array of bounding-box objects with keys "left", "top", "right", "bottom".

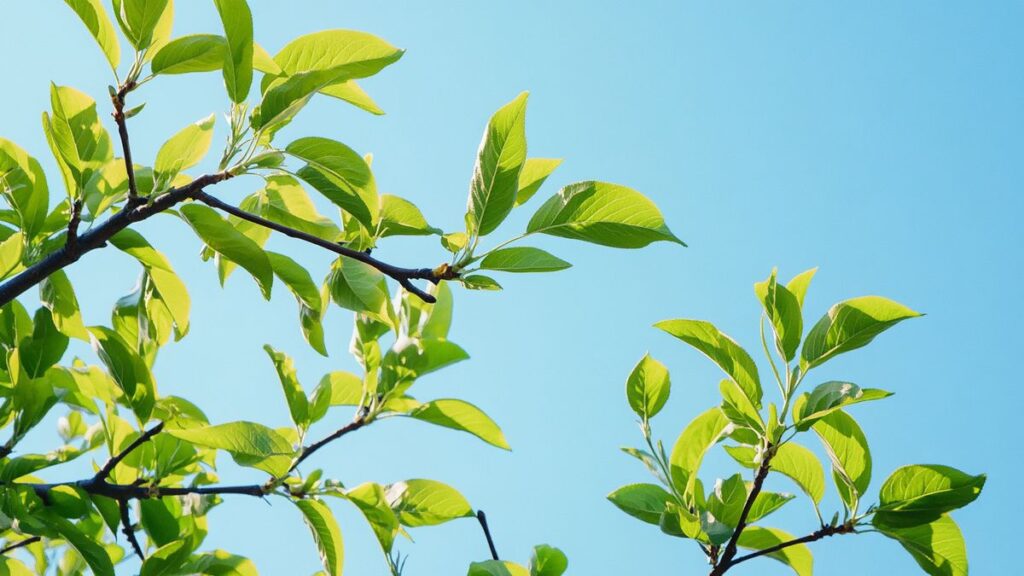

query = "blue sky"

[{"left": 2, "top": 1, "right": 1020, "bottom": 574}]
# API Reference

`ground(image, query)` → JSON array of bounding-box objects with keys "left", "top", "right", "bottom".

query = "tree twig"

[
  {"left": 118, "top": 498, "right": 144, "bottom": 560},
  {"left": 0, "top": 536, "right": 40, "bottom": 555},
  {"left": 111, "top": 82, "right": 141, "bottom": 202},
  {"left": 96, "top": 422, "right": 164, "bottom": 482},
  {"left": 727, "top": 523, "right": 855, "bottom": 568},
  {"left": 193, "top": 191, "right": 455, "bottom": 302},
  {"left": 476, "top": 510, "right": 500, "bottom": 561},
  {"left": 710, "top": 443, "right": 775, "bottom": 575}
]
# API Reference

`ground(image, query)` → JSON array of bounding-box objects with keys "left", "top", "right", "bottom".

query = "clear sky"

[{"left": 1, "top": 1, "right": 1020, "bottom": 574}]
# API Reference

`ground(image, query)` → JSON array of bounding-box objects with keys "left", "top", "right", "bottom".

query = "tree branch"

[
  {"left": 0, "top": 536, "right": 40, "bottom": 555},
  {"left": 476, "top": 510, "right": 500, "bottom": 561},
  {"left": 0, "top": 172, "right": 230, "bottom": 307},
  {"left": 118, "top": 498, "right": 144, "bottom": 560},
  {"left": 193, "top": 191, "right": 455, "bottom": 303},
  {"left": 710, "top": 443, "right": 775, "bottom": 576},
  {"left": 727, "top": 523, "right": 855, "bottom": 568},
  {"left": 111, "top": 82, "right": 140, "bottom": 201},
  {"left": 284, "top": 416, "right": 368, "bottom": 478},
  {"left": 96, "top": 422, "right": 164, "bottom": 482}
]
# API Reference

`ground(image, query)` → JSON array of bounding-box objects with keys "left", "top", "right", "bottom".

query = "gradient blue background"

[{"left": 1, "top": 1, "right": 1019, "bottom": 574}]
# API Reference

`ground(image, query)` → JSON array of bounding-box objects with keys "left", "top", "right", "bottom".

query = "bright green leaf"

[
  {"left": 287, "top": 137, "right": 378, "bottom": 231},
  {"left": 793, "top": 382, "right": 891, "bottom": 431},
  {"left": 168, "top": 421, "right": 294, "bottom": 477},
  {"left": 516, "top": 158, "right": 562, "bottom": 206},
  {"left": 874, "top": 514, "right": 967, "bottom": 576},
  {"left": 180, "top": 203, "right": 274, "bottom": 298},
  {"left": 625, "top": 354, "right": 670, "bottom": 422},
  {"left": 737, "top": 526, "right": 813, "bottom": 576},
  {"left": 875, "top": 465, "right": 985, "bottom": 527},
  {"left": 755, "top": 269, "right": 803, "bottom": 361},
  {"left": 154, "top": 114, "right": 215, "bottom": 188},
  {"left": 801, "top": 296, "right": 921, "bottom": 369},
  {"left": 63, "top": 0, "right": 121, "bottom": 70},
  {"left": 294, "top": 499, "right": 344, "bottom": 576},
  {"left": 407, "top": 399, "right": 510, "bottom": 450},
  {"left": 151, "top": 34, "right": 226, "bottom": 75},
  {"left": 813, "top": 410, "right": 871, "bottom": 511},
  {"left": 385, "top": 479, "right": 473, "bottom": 527},
  {"left": 607, "top": 483, "right": 673, "bottom": 525},
  {"left": 213, "top": 0, "right": 254, "bottom": 103},
  {"left": 479, "top": 247, "right": 570, "bottom": 274},
  {"left": 655, "top": 318, "right": 762, "bottom": 408},
  {"left": 467, "top": 92, "right": 528, "bottom": 236},
  {"left": 669, "top": 407, "right": 730, "bottom": 500},
  {"left": 529, "top": 545, "right": 568, "bottom": 576},
  {"left": 527, "top": 181, "right": 683, "bottom": 248}
]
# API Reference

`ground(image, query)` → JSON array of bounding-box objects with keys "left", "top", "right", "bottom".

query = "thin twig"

[
  {"left": 0, "top": 536, "right": 40, "bottom": 555},
  {"left": 118, "top": 498, "right": 144, "bottom": 560},
  {"left": 728, "top": 523, "right": 855, "bottom": 567},
  {"left": 96, "top": 422, "right": 164, "bottom": 482},
  {"left": 111, "top": 82, "right": 140, "bottom": 201},
  {"left": 286, "top": 417, "right": 368, "bottom": 476},
  {"left": 66, "top": 199, "right": 83, "bottom": 252},
  {"left": 194, "top": 191, "right": 455, "bottom": 302},
  {"left": 476, "top": 510, "right": 500, "bottom": 561}
]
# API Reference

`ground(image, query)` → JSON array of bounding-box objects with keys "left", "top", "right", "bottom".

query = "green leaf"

[
  {"left": 326, "top": 257, "right": 390, "bottom": 318},
  {"left": 40, "top": 512, "right": 115, "bottom": 576},
  {"left": 607, "top": 483, "right": 673, "bottom": 525},
  {"left": 112, "top": 0, "right": 169, "bottom": 50},
  {"left": 467, "top": 92, "right": 529, "bottom": 236},
  {"left": 0, "top": 232, "right": 23, "bottom": 279},
  {"left": 140, "top": 540, "right": 191, "bottom": 576},
  {"left": 179, "top": 203, "right": 273, "bottom": 298},
  {"left": 0, "top": 139, "right": 50, "bottom": 238},
  {"left": 460, "top": 275, "right": 502, "bottom": 291},
  {"left": 168, "top": 421, "right": 293, "bottom": 477},
  {"left": 63, "top": 0, "right": 121, "bottom": 70},
  {"left": 267, "top": 251, "right": 326, "bottom": 355},
  {"left": 516, "top": 158, "right": 562, "bottom": 206},
  {"left": 801, "top": 296, "right": 922, "bottom": 369},
  {"left": 110, "top": 229, "right": 190, "bottom": 339},
  {"left": 320, "top": 80, "right": 384, "bottom": 115},
  {"left": 89, "top": 326, "right": 156, "bottom": 421},
  {"left": 407, "top": 399, "right": 510, "bottom": 450},
  {"left": 45, "top": 85, "right": 113, "bottom": 197},
  {"left": 668, "top": 407, "right": 730, "bottom": 500},
  {"left": 625, "top": 354, "right": 671, "bottom": 422},
  {"left": 261, "top": 175, "right": 341, "bottom": 241},
  {"left": 737, "top": 526, "right": 813, "bottom": 576},
  {"left": 294, "top": 499, "right": 344, "bottom": 576},
  {"left": 151, "top": 34, "right": 226, "bottom": 75},
  {"left": 875, "top": 465, "right": 985, "bottom": 527},
  {"left": 264, "top": 345, "right": 309, "bottom": 429},
  {"left": 770, "top": 443, "right": 826, "bottom": 505},
  {"left": 469, "top": 561, "right": 530, "bottom": 576},
  {"left": 529, "top": 545, "right": 568, "bottom": 576},
  {"left": 755, "top": 269, "right": 803, "bottom": 361},
  {"left": 874, "top": 514, "right": 967, "bottom": 576},
  {"left": 273, "top": 29, "right": 404, "bottom": 79},
  {"left": 287, "top": 137, "right": 378, "bottom": 231},
  {"left": 747, "top": 490, "right": 795, "bottom": 523},
  {"left": 379, "top": 195, "right": 440, "bottom": 237},
  {"left": 655, "top": 319, "right": 762, "bottom": 408},
  {"left": 177, "top": 550, "right": 258, "bottom": 576},
  {"left": 479, "top": 247, "right": 570, "bottom": 274},
  {"left": 314, "top": 371, "right": 364, "bottom": 407},
  {"left": 707, "top": 473, "right": 748, "bottom": 529},
  {"left": 154, "top": 114, "right": 215, "bottom": 188},
  {"left": 420, "top": 282, "right": 453, "bottom": 339},
  {"left": 385, "top": 479, "right": 473, "bottom": 527},
  {"left": 527, "top": 181, "right": 683, "bottom": 248},
  {"left": 254, "top": 69, "right": 349, "bottom": 135},
  {"left": 793, "top": 382, "right": 891, "bottom": 431},
  {"left": 213, "top": 0, "right": 253, "bottom": 103},
  {"left": 786, "top": 267, "right": 817, "bottom": 308},
  {"left": 813, "top": 410, "right": 871, "bottom": 511},
  {"left": 345, "top": 482, "right": 399, "bottom": 553}
]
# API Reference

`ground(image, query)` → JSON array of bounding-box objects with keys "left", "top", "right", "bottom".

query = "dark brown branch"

[
  {"left": 285, "top": 417, "right": 368, "bottom": 477},
  {"left": 727, "top": 523, "right": 855, "bottom": 568},
  {"left": 193, "top": 191, "right": 454, "bottom": 302},
  {"left": 710, "top": 443, "right": 775, "bottom": 576},
  {"left": 476, "top": 510, "right": 500, "bottom": 561},
  {"left": 111, "top": 82, "right": 140, "bottom": 201},
  {"left": 0, "top": 172, "right": 229, "bottom": 307},
  {"left": 118, "top": 498, "right": 144, "bottom": 560},
  {"left": 0, "top": 536, "right": 40, "bottom": 555},
  {"left": 96, "top": 422, "right": 164, "bottom": 482}
]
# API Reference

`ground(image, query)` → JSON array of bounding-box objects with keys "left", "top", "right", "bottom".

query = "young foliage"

[
  {"left": 0, "top": 2, "right": 681, "bottom": 574},
  {"left": 611, "top": 268, "right": 983, "bottom": 576}
]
